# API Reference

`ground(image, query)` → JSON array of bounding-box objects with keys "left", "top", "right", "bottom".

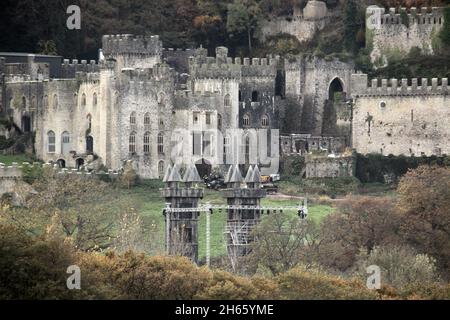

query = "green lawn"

[
  {"left": 0, "top": 154, "right": 36, "bottom": 165},
  {"left": 124, "top": 183, "right": 334, "bottom": 260}
]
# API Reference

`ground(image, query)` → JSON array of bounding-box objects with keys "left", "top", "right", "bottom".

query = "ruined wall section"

[
  {"left": 351, "top": 73, "right": 449, "bottom": 156},
  {"left": 367, "top": 6, "right": 444, "bottom": 67},
  {"left": 259, "top": 1, "right": 331, "bottom": 43}
]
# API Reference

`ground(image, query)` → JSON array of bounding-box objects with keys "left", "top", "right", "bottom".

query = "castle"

[{"left": 0, "top": 2, "right": 448, "bottom": 179}]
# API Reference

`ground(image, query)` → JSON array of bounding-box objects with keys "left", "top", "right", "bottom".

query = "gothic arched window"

[
  {"left": 157, "top": 132, "right": 164, "bottom": 154},
  {"left": 47, "top": 131, "right": 56, "bottom": 153},
  {"left": 129, "top": 132, "right": 136, "bottom": 154},
  {"left": 143, "top": 132, "right": 150, "bottom": 154}
]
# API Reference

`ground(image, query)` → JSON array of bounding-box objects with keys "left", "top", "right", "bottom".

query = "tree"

[
  {"left": 226, "top": 0, "right": 262, "bottom": 52},
  {"left": 246, "top": 212, "right": 318, "bottom": 275},
  {"left": 316, "top": 196, "right": 400, "bottom": 271},
  {"left": 397, "top": 166, "right": 450, "bottom": 278},
  {"left": 2, "top": 167, "right": 134, "bottom": 251},
  {"left": 343, "top": 0, "right": 358, "bottom": 54}
]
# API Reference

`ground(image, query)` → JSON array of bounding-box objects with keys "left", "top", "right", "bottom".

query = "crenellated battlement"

[
  {"left": 367, "top": 6, "right": 444, "bottom": 27},
  {"left": 190, "top": 46, "right": 278, "bottom": 80},
  {"left": 102, "top": 34, "right": 162, "bottom": 56},
  {"left": 60, "top": 59, "right": 99, "bottom": 78},
  {"left": 351, "top": 73, "right": 449, "bottom": 97}
]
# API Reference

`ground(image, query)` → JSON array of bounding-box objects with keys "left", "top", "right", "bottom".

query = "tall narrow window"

[
  {"left": 158, "top": 132, "right": 164, "bottom": 154},
  {"left": 130, "top": 111, "right": 136, "bottom": 131},
  {"left": 243, "top": 114, "right": 250, "bottom": 126},
  {"left": 61, "top": 131, "right": 70, "bottom": 155},
  {"left": 129, "top": 132, "right": 136, "bottom": 154},
  {"left": 261, "top": 114, "right": 269, "bottom": 127},
  {"left": 22, "top": 96, "right": 26, "bottom": 109},
  {"left": 158, "top": 160, "right": 165, "bottom": 178},
  {"left": 224, "top": 135, "right": 231, "bottom": 156},
  {"left": 93, "top": 93, "right": 97, "bottom": 106},
  {"left": 206, "top": 112, "right": 211, "bottom": 125},
  {"left": 144, "top": 112, "right": 151, "bottom": 130},
  {"left": 143, "top": 132, "right": 150, "bottom": 154},
  {"left": 53, "top": 94, "right": 58, "bottom": 109},
  {"left": 130, "top": 112, "right": 136, "bottom": 125},
  {"left": 251, "top": 91, "right": 259, "bottom": 102},
  {"left": 217, "top": 114, "right": 222, "bottom": 130},
  {"left": 48, "top": 131, "right": 56, "bottom": 153},
  {"left": 224, "top": 94, "right": 231, "bottom": 107},
  {"left": 81, "top": 93, "right": 86, "bottom": 107}
]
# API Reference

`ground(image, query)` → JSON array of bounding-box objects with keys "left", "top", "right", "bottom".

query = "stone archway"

[
  {"left": 322, "top": 77, "right": 346, "bottom": 136},
  {"left": 76, "top": 158, "right": 84, "bottom": 169}
]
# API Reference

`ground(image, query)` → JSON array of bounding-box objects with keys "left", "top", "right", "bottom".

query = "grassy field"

[
  {"left": 123, "top": 183, "right": 334, "bottom": 260},
  {"left": 0, "top": 154, "right": 36, "bottom": 165}
]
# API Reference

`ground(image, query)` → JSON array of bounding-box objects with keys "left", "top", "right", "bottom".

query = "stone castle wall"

[{"left": 351, "top": 73, "right": 449, "bottom": 156}]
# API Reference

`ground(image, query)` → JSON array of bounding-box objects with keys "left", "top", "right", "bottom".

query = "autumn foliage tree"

[{"left": 397, "top": 166, "right": 450, "bottom": 278}]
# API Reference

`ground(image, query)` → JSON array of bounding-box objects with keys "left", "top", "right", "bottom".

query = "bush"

[
  {"left": 277, "top": 266, "right": 378, "bottom": 300},
  {"left": 354, "top": 245, "right": 439, "bottom": 293}
]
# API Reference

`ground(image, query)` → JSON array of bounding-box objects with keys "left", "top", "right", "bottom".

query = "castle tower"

[
  {"left": 160, "top": 164, "right": 204, "bottom": 263},
  {"left": 101, "top": 34, "right": 163, "bottom": 70},
  {"left": 223, "top": 165, "right": 266, "bottom": 258}
]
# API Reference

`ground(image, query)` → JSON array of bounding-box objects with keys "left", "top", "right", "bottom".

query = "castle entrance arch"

[{"left": 322, "top": 77, "right": 345, "bottom": 136}]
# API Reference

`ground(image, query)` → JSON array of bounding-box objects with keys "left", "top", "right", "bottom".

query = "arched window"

[
  {"left": 73, "top": 93, "right": 78, "bottom": 105},
  {"left": 261, "top": 114, "right": 269, "bottom": 127},
  {"left": 158, "top": 160, "right": 165, "bottom": 178},
  {"left": 130, "top": 112, "right": 136, "bottom": 125},
  {"left": 22, "top": 96, "right": 26, "bottom": 109},
  {"left": 47, "top": 131, "right": 56, "bottom": 153},
  {"left": 143, "top": 132, "right": 150, "bottom": 154},
  {"left": 61, "top": 131, "right": 70, "bottom": 155},
  {"left": 157, "top": 132, "right": 164, "bottom": 154},
  {"left": 53, "top": 94, "right": 58, "bottom": 109},
  {"left": 81, "top": 93, "right": 86, "bottom": 107},
  {"left": 144, "top": 112, "right": 151, "bottom": 129},
  {"left": 224, "top": 94, "right": 231, "bottom": 107},
  {"left": 159, "top": 119, "right": 164, "bottom": 130},
  {"left": 31, "top": 96, "right": 36, "bottom": 109},
  {"left": 129, "top": 132, "right": 136, "bottom": 154},
  {"left": 43, "top": 95, "right": 48, "bottom": 108},
  {"left": 224, "top": 135, "right": 231, "bottom": 156},
  {"left": 217, "top": 114, "right": 222, "bottom": 130},
  {"left": 251, "top": 91, "right": 259, "bottom": 102},
  {"left": 93, "top": 93, "right": 97, "bottom": 106},
  {"left": 243, "top": 114, "right": 250, "bottom": 127}
]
